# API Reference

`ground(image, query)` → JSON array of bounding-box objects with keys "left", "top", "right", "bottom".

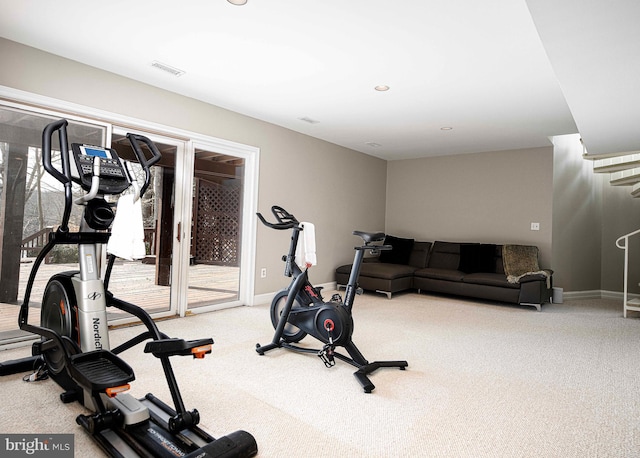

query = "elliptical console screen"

[
  {"left": 71, "top": 143, "right": 131, "bottom": 195},
  {"left": 80, "top": 145, "right": 111, "bottom": 159}
]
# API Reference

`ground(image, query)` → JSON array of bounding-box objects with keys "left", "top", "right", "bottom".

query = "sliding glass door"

[
  {"left": 106, "top": 130, "right": 252, "bottom": 317},
  {"left": 184, "top": 146, "right": 245, "bottom": 310},
  {"left": 0, "top": 93, "right": 259, "bottom": 346},
  {"left": 103, "top": 129, "right": 188, "bottom": 319}
]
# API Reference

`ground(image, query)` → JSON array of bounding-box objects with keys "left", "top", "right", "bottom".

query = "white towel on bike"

[
  {"left": 107, "top": 192, "right": 146, "bottom": 261},
  {"left": 295, "top": 222, "right": 317, "bottom": 268}
]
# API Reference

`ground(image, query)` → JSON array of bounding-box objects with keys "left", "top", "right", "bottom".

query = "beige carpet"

[{"left": 1, "top": 292, "right": 640, "bottom": 457}]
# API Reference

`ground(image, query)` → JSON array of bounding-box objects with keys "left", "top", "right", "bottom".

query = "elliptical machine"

[
  {"left": 255, "top": 206, "right": 408, "bottom": 393},
  {"left": 0, "top": 119, "right": 257, "bottom": 457}
]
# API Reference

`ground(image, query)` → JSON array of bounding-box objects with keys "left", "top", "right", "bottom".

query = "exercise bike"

[
  {"left": 255, "top": 206, "right": 408, "bottom": 393},
  {"left": 0, "top": 119, "right": 257, "bottom": 457}
]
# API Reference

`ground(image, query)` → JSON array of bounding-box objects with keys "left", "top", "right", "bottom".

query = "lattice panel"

[{"left": 193, "top": 180, "right": 241, "bottom": 266}]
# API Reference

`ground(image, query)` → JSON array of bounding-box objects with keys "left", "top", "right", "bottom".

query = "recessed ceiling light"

[
  {"left": 374, "top": 85, "right": 390, "bottom": 92},
  {"left": 365, "top": 142, "right": 382, "bottom": 148},
  {"left": 440, "top": 127, "right": 453, "bottom": 131},
  {"left": 227, "top": 0, "right": 247, "bottom": 5}
]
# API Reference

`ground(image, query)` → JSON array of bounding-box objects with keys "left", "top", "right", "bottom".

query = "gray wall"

[
  {"left": 3, "top": 38, "right": 636, "bottom": 298},
  {"left": 0, "top": 38, "right": 387, "bottom": 296},
  {"left": 551, "top": 134, "right": 602, "bottom": 292},
  {"left": 385, "top": 147, "right": 554, "bottom": 267},
  {"left": 600, "top": 171, "right": 640, "bottom": 294},
  {"left": 386, "top": 137, "right": 640, "bottom": 296},
  {"left": 552, "top": 133, "right": 640, "bottom": 295}
]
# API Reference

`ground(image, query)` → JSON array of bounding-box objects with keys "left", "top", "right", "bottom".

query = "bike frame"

[{"left": 255, "top": 206, "right": 408, "bottom": 393}]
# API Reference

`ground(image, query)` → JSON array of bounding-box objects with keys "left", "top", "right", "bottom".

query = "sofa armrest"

[
  {"left": 517, "top": 269, "right": 553, "bottom": 283},
  {"left": 518, "top": 271, "right": 553, "bottom": 307}
]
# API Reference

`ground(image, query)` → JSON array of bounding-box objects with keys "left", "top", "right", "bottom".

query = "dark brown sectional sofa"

[{"left": 335, "top": 237, "right": 553, "bottom": 311}]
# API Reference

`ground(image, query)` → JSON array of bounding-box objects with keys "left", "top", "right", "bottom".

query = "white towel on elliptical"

[
  {"left": 295, "top": 222, "right": 317, "bottom": 268},
  {"left": 107, "top": 192, "right": 146, "bottom": 261},
  {"left": 131, "top": 194, "right": 146, "bottom": 259}
]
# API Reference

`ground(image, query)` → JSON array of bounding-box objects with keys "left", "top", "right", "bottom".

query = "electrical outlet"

[
  {"left": 531, "top": 222, "right": 540, "bottom": 231},
  {"left": 260, "top": 268, "right": 267, "bottom": 278}
]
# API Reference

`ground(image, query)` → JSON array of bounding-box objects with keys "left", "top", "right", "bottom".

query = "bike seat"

[{"left": 353, "top": 231, "right": 386, "bottom": 243}]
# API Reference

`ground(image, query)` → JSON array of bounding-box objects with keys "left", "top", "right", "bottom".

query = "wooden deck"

[{"left": 0, "top": 259, "right": 239, "bottom": 341}]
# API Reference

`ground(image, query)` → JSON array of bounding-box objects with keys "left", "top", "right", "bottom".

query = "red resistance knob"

[{"left": 324, "top": 319, "right": 335, "bottom": 332}]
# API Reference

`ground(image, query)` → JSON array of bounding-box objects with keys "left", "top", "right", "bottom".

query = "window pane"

[
  {"left": 0, "top": 106, "right": 105, "bottom": 344},
  {"left": 187, "top": 148, "right": 244, "bottom": 309}
]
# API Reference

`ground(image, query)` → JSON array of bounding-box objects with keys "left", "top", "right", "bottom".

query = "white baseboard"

[
  {"left": 255, "top": 287, "right": 634, "bottom": 305},
  {"left": 252, "top": 292, "right": 275, "bottom": 306},
  {"left": 563, "top": 290, "right": 603, "bottom": 301},
  {"left": 563, "top": 289, "right": 640, "bottom": 301},
  {"left": 601, "top": 290, "right": 640, "bottom": 301},
  {"left": 251, "top": 281, "right": 337, "bottom": 306}
]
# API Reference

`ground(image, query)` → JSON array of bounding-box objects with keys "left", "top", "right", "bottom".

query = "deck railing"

[
  {"left": 20, "top": 227, "right": 53, "bottom": 259},
  {"left": 21, "top": 227, "right": 157, "bottom": 259}
]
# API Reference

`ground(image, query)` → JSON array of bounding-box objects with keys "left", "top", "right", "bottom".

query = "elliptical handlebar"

[
  {"left": 41, "top": 118, "right": 162, "bottom": 200},
  {"left": 257, "top": 205, "right": 300, "bottom": 230},
  {"left": 42, "top": 119, "right": 73, "bottom": 232},
  {"left": 40, "top": 118, "right": 163, "bottom": 230},
  {"left": 126, "top": 133, "right": 162, "bottom": 198},
  {"left": 42, "top": 119, "right": 72, "bottom": 185}
]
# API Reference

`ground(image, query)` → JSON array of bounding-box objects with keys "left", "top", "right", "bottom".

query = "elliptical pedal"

[{"left": 69, "top": 350, "right": 135, "bottom": 391}]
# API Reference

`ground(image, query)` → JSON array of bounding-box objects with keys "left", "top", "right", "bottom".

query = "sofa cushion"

[
  {"left": 336, "top": 262, "right": 417, "bottom": 280},
  {"left": 408, "top": 241, "right": 432, "bottom": 268},
  {"left": 427, "top": 241, "right": 464, "bottom": 270},
  {"left": 458, "top": 243, "right": 497, "bottom": 273},
  {"left": 462, "top": 272, "right": 519, "bottom": 289},
  {"left": 494, "top": 246, "right": 506, "bottom": 274},
  {"left": 335, "top": 264, "right": 353, "bottom": 275},
  {"left": 379, "top": 235, "right": 414, "bottom": 265},
  {"left": 358, "top": 262, "right": 417, "bottom": 280},
  {"left": 414, "top": 267, "right": 465, "bottom": 282}
]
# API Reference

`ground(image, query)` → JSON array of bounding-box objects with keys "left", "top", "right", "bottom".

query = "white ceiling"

[
  {"left": 0, "top": 1, "right": 637, "bottom": 160},
  {"left": 526, "top": 0, "right": 640, "bottom": 157}
]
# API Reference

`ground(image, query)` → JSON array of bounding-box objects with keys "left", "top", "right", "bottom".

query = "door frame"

[{"left": 189, "top": 135, "right": 259, "bottom": 312}]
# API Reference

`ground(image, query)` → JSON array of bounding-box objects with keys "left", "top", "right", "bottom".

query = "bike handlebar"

[
  {"left": 256, "top": 205, "right": 299, "bottom": 230},
  {"left": 257, "top": 206, "right": 391, "bottom": 250}
]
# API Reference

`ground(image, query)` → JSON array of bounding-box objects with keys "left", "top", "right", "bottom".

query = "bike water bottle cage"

[{"left": 70, "top": 143, "right": 131, "bottom": 195}]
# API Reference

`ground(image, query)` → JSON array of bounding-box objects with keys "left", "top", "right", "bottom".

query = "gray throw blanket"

[{"left": 502, "top": 244, "right": 551, "bottom": 288}]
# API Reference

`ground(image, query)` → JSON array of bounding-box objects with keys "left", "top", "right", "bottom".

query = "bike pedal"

[
  {"left": 317, "top": 345, "right": 336, "bottom": 368},
  {"left": 318, "top": 353, "right": 335, "bottom": 368}
]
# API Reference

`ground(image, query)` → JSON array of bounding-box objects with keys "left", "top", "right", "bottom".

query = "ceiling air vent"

[
  {"left": 151, "top": 61, "right": 186, "bottom": 77},
  {"left": 298, "top": 117, "right": 320, "bottom": 124}
]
